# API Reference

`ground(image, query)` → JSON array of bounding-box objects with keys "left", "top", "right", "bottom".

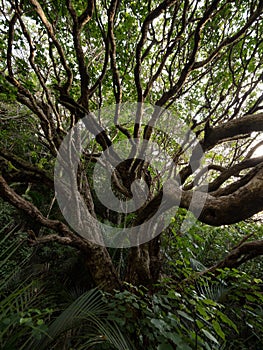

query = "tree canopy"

[{"left": 0, "top": 0, "right": 263, "bottom": 289}]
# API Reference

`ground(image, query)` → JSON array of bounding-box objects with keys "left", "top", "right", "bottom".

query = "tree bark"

[
  {"left": 0, "top": 175, "right": 120, "bottom": 291},
  {"left": 203, "top": 239, "right": 263, "bottom": 273}
]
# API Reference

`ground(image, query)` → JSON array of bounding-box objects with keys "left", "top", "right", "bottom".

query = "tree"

[{"left": 0, "top": 0, "right": 263, "bottom": 290}]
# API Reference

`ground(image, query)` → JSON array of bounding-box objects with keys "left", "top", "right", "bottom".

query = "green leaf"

[
  {"left": 177, "top": 310, "right": 194, "bottom": 322},
  {"left": 245, "top": 294, "right": 256, "bottom": 302},
  {"left": 202, "top": 299, "right": 217, "bottom": 306},
  {"left": 201, "top": 329, "right": 219, "bottom": 344},
  {"left": 212, "top": 320, "right": 225, "bottom": 340},
  {"left": 37, "top": 319, "right": 44, "bottom": 326},
  {"left": 196, "top": 304, "right": 209, "bottom": 320},
  {"left": 150, "top": 318, "right": 167, "bottom": 332},
  {"left": 196, "top": 319, "right": 204, "bottom": 329},
  {"left": 217, "top": 311, "right": 238, "bottom": 333}
]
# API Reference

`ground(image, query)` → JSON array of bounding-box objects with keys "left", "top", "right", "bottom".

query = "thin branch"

[
  {"left": 66, "top": 0, "right": 93, "bottom": 107},
  {"left": 157, "top": 0, "right": 221, "bottom": 107},
  {"left": 245, "top": 140, "right": 263, "bottom": 159},
  {"left": 29, "top": 0, "right": 73, "bottom": 92},
  {"left": 208, "top": 156, "right": 263, "bottom": 192},
  {"left": 209, "top": 163, "right": 263, "bottom": 197},
  {"left": 133, "top": 0, "right": 177, "bottom": 138},
  {"left": 193, "top": 1, "right": 263, "bottom": 70}
]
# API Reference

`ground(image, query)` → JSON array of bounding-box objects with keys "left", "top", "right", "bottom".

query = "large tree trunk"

[
  {"left": 126, "top": 245, "right": 151, "bottom": 286},
  {"left": 82, "top": 244, "right": 121, "bottom": 291},
  {"left": 125, "top": 237, "right": 162, "bottom": 287}
]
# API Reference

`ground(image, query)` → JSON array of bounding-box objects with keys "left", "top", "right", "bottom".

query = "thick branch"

[
  {"left": 137, "top": 165, "right": 263, "bottom": 227},
  {"left": 198, "top": 167, "right": 263, "bottom": 225},
  {"left": 209, "top": 163, "right": 263, "bottom": 197},
  {"left": 0, "top": 175, "right": 120, "bottom": 290},
  {"left": 78, "top": 0, "right": 94, "bottom": 27},
  {"left": 27, "top": 231, "right": 72, "bottom": 246},
  {"left": 180, "top": 113, "right": 263, "bottom": 183},
  {"left": 206, "top": 240, "right": 263, "bottom": 272},
  {"left": 0, "top": 149, "right": 53, "bottom": 187},
  {"left": 203, "top": 113, "right": 263, "bottom": 150},
  {"left": 0, "top": 175, "right": 79, "bottom": 242}
]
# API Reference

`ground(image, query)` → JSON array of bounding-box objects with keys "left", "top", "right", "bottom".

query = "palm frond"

[
  {"left": 32, "top": 288, "right": 134, "bottom": 350},
  {"left": 196, "top": 279, "right": 229, "bottom": 302}
]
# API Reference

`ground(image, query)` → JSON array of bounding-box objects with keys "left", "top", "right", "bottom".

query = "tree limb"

[
  {"left": 29, "top": 0, "right": 73, "bottom": 92},
  {"left": 208, "top": 156, "right": 263, "bottom": 192},
  {"left": 0, "top": 174, "right": 121, "bottom": 290},
  {"left": 0, "top": 149, "right": 53, "bottom": 187},
  {"left": 205, "top": 239, "right": 263, "bottom": 272},
  {"left": 203, "top": 113, "right": 263, "bottom": 150}
]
